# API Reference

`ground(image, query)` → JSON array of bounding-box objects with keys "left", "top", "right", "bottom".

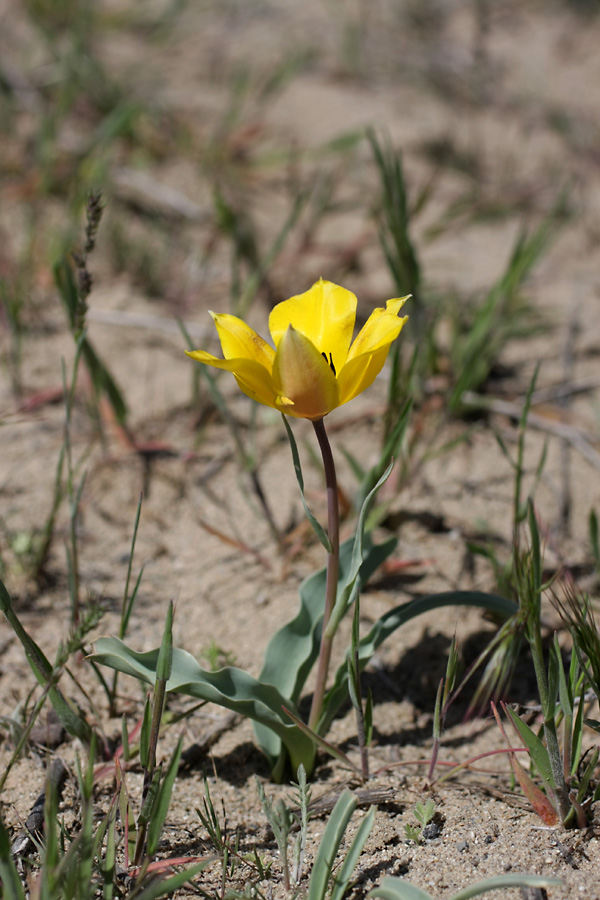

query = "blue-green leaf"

[
  {"left": 307, "top": 790, "right": 357, "bottom": 900},
  {"left": 90, "top": 638, "right": 315, "bottom": 775},
  {"left": 369, "top": 874, "right": 562, "bottom": 900},
  {"left": 324, "top": 460, "right": 394, "bottom": 640},
  {"left": 319, "top": 591, "right": 516, "bottom": 735},
  {"left": 253, "top": 534, "right": 396, "bottom": 773}
]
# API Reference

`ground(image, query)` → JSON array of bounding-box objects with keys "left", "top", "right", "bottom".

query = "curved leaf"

[
  {"left": 369, "top": 874, "right": 562, "bottom": 900},
  {"left": 90, "top": 638, "right": 315, "bottom": 775},
  {"left": 319, "top": 591, "right": 517, "bottom": 734},
  {"left": 253, "top": 535, "right": 396, "bottom": 773},
  {"left": 369, "top": 878, "right": 434, "bottom": 900},
  {"left": 324, "top": 460, "right": 394, "bottom": 640}
]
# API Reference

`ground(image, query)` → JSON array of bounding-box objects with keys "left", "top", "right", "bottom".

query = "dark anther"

[{"left": 321, "top": 351, "right": 336, "bottom": 376}]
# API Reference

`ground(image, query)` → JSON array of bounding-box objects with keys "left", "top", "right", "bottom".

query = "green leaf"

[
  {"left": 157, "top": 602, "right": 173, "bottom": 682},
  {"left": 330, "top": 806, "right": 375, "bottom": 900},
  {"left": 82, "top": 339, "right": 128, "bottom": 424},
  {"left": 282, "top": 706, "right": 358, "bottom": 773},
  {"left": 0, "top": 577, "right": 92, "bottom": 745},
  {"left": 369, "top": 877, "right": 434, "bottom": 900},
  {"left": 449, "top": 874, "right": 563, "bottom": 900},
  {"left": 554, "top": 633, "right": 573, "bottom": 718},
  {"left": 319, "top": 591, "right": 516, "bottom": 735},
  {"left": 325, "top": 460, "right": 394, "bottom": 640},
  {"left": 0, "top": 813, "right": 26, "bottom": 900},
  {"left": 281, "top": 415, "right": 331, "bottom": 552},
  {"left": 571, "top": 684, "right": 585, "bottom": 776},
  {"left": 253, "top": 534, "right": 396, "bottom": 775},
  {"left": 90, "top": 638, "right": 315, "bottom": 776},
  {"left": 307, "top": 790, "right": 357, "bottom": 900},
  {"left": 147, "top": 736, "right": 183, "bottom": 856},
  {"left": 54, "top": 258, "right": 79, "bottom": 330},
  {"left": 102, "top": 807, "right": 117, "bottom": 900},
  {"left": 140, "top": 696, "right": 151, "bottom": 769},
  {"left": 356, "top": 401, "right": 411, "bottom": 511},
  {"left": 504, "top": 706, "right": 555, "bottom": 792},
  {"left": 133, "top": 860, "right": 210, "bottom": 900},
  {"left": 369, "top": 874, "right": 562, "bottom": 900}
]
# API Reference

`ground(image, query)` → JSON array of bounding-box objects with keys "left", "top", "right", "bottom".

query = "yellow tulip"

[{"left": 186, "top": 279, "right": 409, "bottom": 421}]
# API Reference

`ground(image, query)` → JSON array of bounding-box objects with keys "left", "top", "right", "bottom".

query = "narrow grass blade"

[
  {"left": 504, "top": 705, "right": 555, "bottom": 791},
  {"left": 282, "top": 706, "right": 359, "bottom": 774},
  {"left": 0, "top": 814, "right": 26, "bottom": 900},
  {"left": 282, "top": 414, "right": 331, "bottom": 552},
  {"left": 132, "top": 860, "right": 210, "bottom": 900},
  {"left": 330, "top": 805, "right": 375, "bottom": 900},
  {"left": 370, "top": 874, "right": 562, "bottom": 900},
  {"left": 147, "top": 736, "right": 184, "bottom": 856},
  {"left": 307, "top": 790, "right": 357, "bottom": 900},
  {"left": 0, "top": 577, "right": 92, "bottom": 744}
]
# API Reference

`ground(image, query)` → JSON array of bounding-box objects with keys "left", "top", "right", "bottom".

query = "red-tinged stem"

[{"left": 308, "top": 417, "right": 340, "bottom": 733}]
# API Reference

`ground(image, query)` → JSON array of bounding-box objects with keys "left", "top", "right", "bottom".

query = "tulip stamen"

[{"left": 321, "top": 351, "right": 336, "bottom": 376}]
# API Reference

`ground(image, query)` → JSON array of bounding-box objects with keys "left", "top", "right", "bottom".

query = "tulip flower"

[
  {"left": 186, "top": 278, "right": 409, "bottom": 739},
  {"left": 186, "top": 279, "right": 409, "bottom": 421}
]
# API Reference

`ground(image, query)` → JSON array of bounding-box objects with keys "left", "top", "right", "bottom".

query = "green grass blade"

[
  {"left": 504, "top": 706, "right": 555, "bottom": 792},
  {"left": 132, "top": 861, "right": 210, "bottom": 900},
  {"left": 0, "top": 577, "right": 92, "bottom": 744},
  {"left": 330, "top": 805, "right": 375, "bottom": 900},
  {"left": 0, "top": 813, "right": 26, "bottom": 900},
  {"left": 307, "top": 790, "right": 357, "bottom": 900},
  {"left": 147, "top": 736, "right": 184, "bottom": 856},
  {"left": 325, "top": 460, "right": 394, "bottom": 639}
]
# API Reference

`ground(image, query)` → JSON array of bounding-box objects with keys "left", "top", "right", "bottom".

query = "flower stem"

[{"left": 308, "top": 417, "right": 340, "bottom": 732}]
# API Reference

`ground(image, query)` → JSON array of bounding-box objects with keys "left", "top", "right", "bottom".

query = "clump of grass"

[{"left": 493, "top": 503, "right": 600, "bottom": 828}]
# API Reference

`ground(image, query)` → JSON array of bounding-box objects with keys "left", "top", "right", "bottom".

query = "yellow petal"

[
  {"left": 269, "top": 279, "right": 356, "bottom": 376},
  {"left": 272, "top": 326, "right": 339, "bottom": 420},
  {"left": 211, "top": 312, "right": 275, "bottom": 369},
  {"left": 338, "top": 297, "right": 409, "bottom": 404},
  {"left": 185, "top": 350, "right": 278, "bottom": 409}
]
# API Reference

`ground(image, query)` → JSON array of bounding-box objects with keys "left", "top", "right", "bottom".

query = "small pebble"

[
  {"left": 457, "top": 840, "right": 469, "bottom": 853},
  {"left": 423, "top": 823, "right": 441, "bottom": 840}
]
